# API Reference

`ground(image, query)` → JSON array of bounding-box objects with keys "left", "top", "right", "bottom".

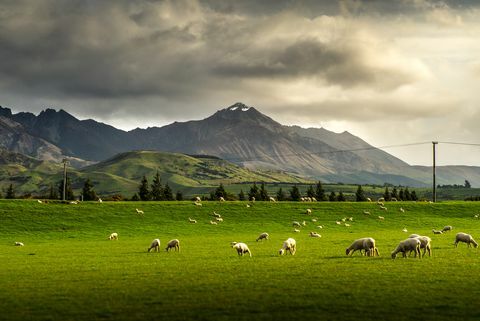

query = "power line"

[{"left": 438, "top": 141, "right": 480, "bottom": 147}]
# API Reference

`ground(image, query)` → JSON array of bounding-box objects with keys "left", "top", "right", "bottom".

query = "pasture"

[{"left": 0, "top": 200, "right": 479, "bottom": 321}]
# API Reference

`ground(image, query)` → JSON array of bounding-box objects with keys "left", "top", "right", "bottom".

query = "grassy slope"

[{"left": 0, "top": 201, "right": 479, "bottom": 321}]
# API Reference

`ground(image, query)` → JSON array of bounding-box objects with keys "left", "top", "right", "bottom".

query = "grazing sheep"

[
  {"left": 70, "top": 201, "right": 78, "bottom": 204},
  {"left": 256, "top": 232, "right": 269, "bottom": 242},
  {"left": 391, "top": 238, "right": 421, "bottom": 259},
  {"left": 311, "top": 197, "right": 317, "bottom": 202},
  {"left": 391, "top": 197, "right": 398, "bottom": 201},
  {"left": 377, "top": 197, "right": 385, "bottom": 202},
  {"left": 400, "top": 207, "right": 405, "bottom": 213},
  {"left": 344, "top": 223, "right": 351, "bottom": 227},
  {"left": 98, "top": 198, "right": 103, "bottom": 203},
  {"left": 195, "top": 196, "right": 201, "bottom": 202},
  {"left": 309, "top": 232, "right": 321, "bottom": 238},
  {"left": 219, "top": 197, "right": 225, "bottom": 202},
  {"left": 474, "top": 214, "right": 479, "bottom": 219},
  {"left": 213, "top": 212, "right": 222, "bottom": 218},
  {"left": 363, "top": 211, "right": 371, "bottom": 215},
  {"left": 409, "top": 235, "right": 432, "bottom": 257},
  {"left": 336, "top": 221, "right": 342, "bottom": 225},
  {"left": 402, "top": 228, "right": 408, "bottom": 233},
  {"left": 14, "top": 242, "right": 24, "bottom": 246},
  {"left": 188, "top": 217, "right": 197, "bottom": 224},
  {"left": 348, "top": 217, "right": 353, "bottom": 221},
  {"left": 135, "top": 208, "right": 144, "bottom": 215},
  {"left": 279, "top": 238, "right": 296, "bottom": 255},
  {"left": 209, "top": 221, "right": 218, "bottom": 225},
  {"left": 311, "top": 218, "right": 317, "bottom": 222},
  {"left": 148, "top": 239, "right": 161, "bottom": 252},
  {"left": 306, "top": 209, "right": 312, "bottom": 215},
  {"left": 37, "top": 200, "right": 42, "bottom": 204},
  {"left": 251, "top": 197, "right": 255, "bottom": 202},
  {"left": 165, "top": 239, "right": 180, "bottom": 252},
  {"left": 341, "top": 218, "right": 346, "bottom": 222},
  {"left": 269, "top": 197, "right": 276, "bottom": 202},
  {"left": 300, "top": 197, "right": 305, "bottom": 202},
  {"left": 246, "top": 204, "right": 251, "bottom": 208},
  {"left": 302, "top": 221, "right": 307, "bottom": 226},
  {"left": 346, "top": 238, "right": 379, "bottom": 257},
  {"left": 107, "top": 232, "right": 118, "bottom": 240},
  {"left": 294, "top": 228, "right": 300, "bottom": 233},
  {"left": 231, "top": 242, "right": 252, "bottom": 257},
  {"left": 215, "top": 217, "right": 223, "bottom": 222},
  {"left": 377, "top": 201, "right": 384, "bottom": 206},
  {"left": 379, "top": 206, "right": 388, "bottom": 211},
  {"left": 432, "top": 229, "right": 443, "bottom": 234},
  {"left": 378, "top": 216, "right": 385, "bottom": 220},
  {"left": 454, "top": 233, "right": 478, "bottom": 248},
  {"left": 292, "top": 221, "right": 301, "bottom": 227},
  {"left": 317, "top": 225, "right": 323, "bottom": 229},
  {"left": 366, "top": 198, "right": 372, "bottom": 202},
  {"left": 442, "top": 225, "right": 453, "bottom": 233}
]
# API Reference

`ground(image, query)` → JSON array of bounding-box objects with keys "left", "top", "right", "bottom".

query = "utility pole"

[
  {"left": 432, "top": 142, "right": 438, "bottom": 203},
  {"left": 62, "top": 158, "right": 69, "bottom": 201}
]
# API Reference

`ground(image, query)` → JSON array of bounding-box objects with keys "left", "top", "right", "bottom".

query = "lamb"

[
  {"left": 107, "top": 232, "right": 118, "bottom": 240},
  {"left": 348, "top": 217, "right": 353, "bottom": 221},
  {"left": 309, "top": 232, "right": 321, "bottom": 238},
  {"left": 432, "top": 229, "right": 443, "bottom": 234},
  {"left": 14, "top": 242, "right": 24, "bottom": 246},
  {"left": 256, "top": 232, "right": 269, "bottom": 242},
  {"left": 148, "top": 239, "right": 160, "bottom": 252},
  {"left": 306, "top": 209, "right": 312, "bottom": 215},
  {"left": 279, "top": 238, "right": 296, "bottom": 255},
  {"left": 269, "top": 197, "right": 276, "bottom": 202},
  {"left": 391, "top": 238, "right": 421, "bottom": 259},
  {"left": 346, "top": 238, "right": 379, "bottom": 256},
  {"left": 408, "top": 235, "right": 432, "bottom": 257},
  {"left": 165, "top": 239, "right": 180, "bottom": 252},
  {"left": 442, "top": 225, "right": 453, "bottom": 233},
  {"left": 231, "top": 242, "right": 252, "bottom": 257},
  {"left": 300, "top": 197, "right": 305, "bottom": 202},
  {"left": 70, "top": 201, "right": 78, "bottom": 204},
  {"left": 188, "top": 217, "right": 197, "bottom": 223},
  {"left": 135, "top": 208, "right": 144, "bottom": 215},
  {"left": 292, "top": 221, "right": 301, "bottom": 227},
  {"left": 377, "top": 201, "right": 384, "bottom": 206},
  {"left": 454, "top": 232, "right": 478, "bottom": 248}
]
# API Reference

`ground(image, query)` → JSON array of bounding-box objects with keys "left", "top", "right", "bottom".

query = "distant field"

[{"left": 0, "top": 200, "right": 479, "bottom": 321}]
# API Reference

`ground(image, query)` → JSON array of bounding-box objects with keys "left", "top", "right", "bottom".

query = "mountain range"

[{"left": 1, "top": 102, "right": 479, "bottom": 187}]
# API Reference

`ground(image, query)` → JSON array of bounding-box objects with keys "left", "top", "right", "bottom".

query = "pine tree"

[
  {"left": 391, "top": 187, "right": 398, "bottom": 200},
  {"left": 150, "top": 171, "right": 164, "bottom": 201},
  {"left": 289, "top": 185, "right": 300, "bottom": 201},
  {"left": 383, "top": 187, "right": 391, "bottom": 201},
  {"left": 337, "top": 191, "right": 346, "bottom": 202},
  {"left": 5, "top": 184, "right": 15, "bottom": 199},
  {"left": 398, "top": 189, "right": 404, "bottom": 201},
  {"left": 404, "top": 187, "right": 411, "bottom": 201},
  {"left": 214, "top": 183, "right": 226, "bottom": 200},
  {"left": 163, "top": 183, "right": 174, "bottom": 201},
  {"left": 410, "top": 190, "right": 418, "bottom": 201},
  {"left": 238, "top": 189, "right": 245, "bottom": 201},
  {"left": 48, "top": 184, "right": 58, "bottom": 200},
  {"left": 175, "top": 191, "right": 183, "bottom": 201},
  {"left": 329, "top": 191, "right": 336, "bottom": 202},
  {"left": 248, "top": 183, "right": 259, "bottom": 201},
  {"left": 315, "top": 181, "right": 326, "bottom": 201},
  {"left": 355, "top": 185, "right": 367, "bottom": 202},
  {"left": 131, "top": 193, "right": 140, "bottom": 201},
  {"left": 138, "top": 176, "right": 150, "bottom": 201},
  {"left": 306, "top": 185, "right": 315, "bottom": 198},
  {"left": 259, "top": 183, "right": 269, "bottom": 201},
  {"left": 465, "top": 180, "right": 471, "bottom": 188},
  {"left": 82, "top": 178, "right": 97, "bottom": 201},
  {"left": 276, "top": 188, "right": 286, "bottom": 201}
]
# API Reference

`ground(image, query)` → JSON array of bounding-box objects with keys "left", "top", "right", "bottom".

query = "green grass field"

[{"left": 0, "top": 200, "right": 479, "bottom": 321}]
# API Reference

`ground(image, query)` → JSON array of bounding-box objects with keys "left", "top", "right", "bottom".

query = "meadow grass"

[{"left": 0, "top": 200, "right": 479, "bottom": 321}]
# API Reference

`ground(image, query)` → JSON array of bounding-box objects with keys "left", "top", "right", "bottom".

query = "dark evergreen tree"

[
  {"left": 175, "top": 191, "right": 183, "bottom": 201},
  {"left": 259, "top": 183, "right": 269, "bottom": 201},
  {"left": 337, "top": 191, "right": 346, "bottom": 202},
  {"left": 398, "top": 189, "right": 404, "bottom": 201},
  {"left": 391, "top": 187, "right": 398, "bottom": 200},
  {"left": 404, "top": 187, "right": 411, "bottom": 201},
  {"left": 238, "top": 189, "right": 245, "bottom": 201},
  {"left": 355, "top": 185, "right": 367, "bottom": 202},
  {"left": 214, "top": 183, "right": 226, "bottom": 200},
  {"left": 131, "top": 193, "right": 140, "bottom": 201},
  {"left": 248, "top": 183, "right": 260, "bottom": 201},
  {"left": 329, "top": 191, "right": 336, "bottom": 202},
  {"left": 383, "top": 187, "right": 391, "bottom": 201},
  {"left": 276, "top": 188, "right": 286, "bottom": 201},
  {"left": 410, "top": 190, "right": 418, "bottom": 201},
  {"left": 163, "top": 183, "right": 174, "bottom": 201},
  {"left": 150, "top": 171, "right": 164, "bottom": 201},
  {"left": 289, "top": 185, "right": 301, "bottom": 201},
  {"left": 81, "top": 178, "right": 97, "bottom": 201},
  {"left": 465, "top": 180, "right": 471, "bottom": 188},
  {"left": 138, "top": 176, "right": 150, "bottom": 201},
  {"left": 58, "top": 177, "right": 74, "bottom": 200},
  {"left": 306, "top": 185, "right": 315, "bottom": 198},
  {"left": 5, "top": 184, "right": 15, "bottom": 199},
  {"left": 315, "top": 180, "right": 326, "bottom": 201},
  {"left": 48, "top": 184, "right": 58, "bottom": 200}
]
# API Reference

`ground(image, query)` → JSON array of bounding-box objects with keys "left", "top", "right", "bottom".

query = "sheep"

[
  {"left": 344, "top": 223, "right": 351, "bottom": 227},
  {"left": 246, "top": 204, "right": 251, "bottom": 208},
  {"left": 311, "top": 197, "right": 317, "bottom": 202},
  {"left": 135, "top": 208, "right": 144, "bottom": 215},
  {"left": 292, "top": 221, "right": 301, "bottom": 227},
  {"left": 402, "top": 228, "right": 408, "bottom": 233},
  {"left": 366, "top": 197, "right": 372, "bottom": 202},
  {"left": 195, "top": 196, "right": 201, "bottom": 202},
  {"left": 188, "top": 217, "right": 197, "bottom": 224},
  {"left": 341, "top": 218, "right": 346, "bottom": 222},
  {"left": 348, "top": 217, "right": 353, "bottom": 221},
  {"left": 400, "top": 207, "right": 405, "bottom": 213},
  {"left": 306, "top": 209, "right": 312, "bottom": 215},
  {"left": 98, "top": 198, "right": 103, "bottom": 203},
  {"left": 474, "top": 214, "right": 479, "bottom": 219},
  {"left": 213, "top": 212, "right": 222, "bottom": 218},
  {"left": 194, "top": 202, "right": 202, "bottom": 206},
  {"left": 107, "top": 232, "right": 118, "bottom": 240},
  {"left": 379, "top": 206, "right": 388, "bottom": 211},
  {"left": 409, "top": 235, "right": 432, "bottom": 257},
  {"left": 454, "top": 233, "right": 478, "bottom": 248},
  {"left": 215, "top": 217, "right": 223, "bottom": 222},
  {"left": 377, "top": 201, "right": 384, "bottom": 206},
  {"left": 391, "top": 197, "right": 398, "bottom": 201},
  {"left": 256, "top": 232, "right": 269, "bottom": 242},
  {"left": 391, "top": 238, "right": 421, "bottom": 259},
  {"left": 311, "top": 218, "right": 317, "bottom": 222},
  {"left": 378, "top": 216, "right": 385, "bottom": 220},
  {"left": 269, "top": 197, "right": 276, "bottom": 202},
  {"left": 432, "top": 229, "right": 443, "bottom": 234},
  {"left": 251, "top": 197, "right": 255, "bottom": 202},
  {"left": 148, "top": 239, "right": 160, "bottom": 252},
  {"left": 279, "top": 238, "right": 296, "bottom": 255},
  {"left": 317, "top": 225, "right": 323, "bottom": 229},
  {"left": 37, "top": 199, "right": 42, "bottom": 204},
  {"left": 165, "top": 239, "right": 180, "bottom": 252},
  {"left": 377, "top": 197, "right": 385, "bottom": 202},
  {"left": 231, "top": 242, "right": 252, "bottom": 257},
  {"left": 14, "top": 242, "right": 24, "bottom": 246},
  {"left": 442, "top": 225, "right": 453, "bottom": 233},
  {"left": 70, "top": 201, "right": 78, "bottom": 204},
  {"left": 363, "top": 211, "right": 371, "bottom": 215},
  {"left": 346, "top": 238, "right": 379, "bottom": 257},
  {"left": 219, "top": 197, "right": 225, "bottom": 202},
  {"left": 302, "top": 220, "right": 307, "bottom": 226},
  {"left": 294, "top": 228, "right": 300, "bottom": 233},
  {"left": 209, "top": 220, "right": 218, "bottom": 225},
  {"left": 336, "top": 221, "right": 342, "bottom": 225},
  {"left": 309, "top": 232, "right": 321, "bottom": 238},
  {"left": 300, "top": 197, "right": 305, "bottom": 202}
]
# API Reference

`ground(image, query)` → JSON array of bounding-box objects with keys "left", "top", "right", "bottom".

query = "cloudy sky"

[{"left": 1, "top": 0, "right": 480, "bottom": 166}]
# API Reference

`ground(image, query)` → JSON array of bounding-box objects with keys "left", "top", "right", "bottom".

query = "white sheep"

[
  {"left": 311, "top": 197, "right": 317, "bottom": 202},
  {"left": 246, "top": 204, "right": 251, "bottom": 208},
  {"left": 400, "top": 207, "right": 405, "bottom": 213},
  {"left": 402, "top": 228, "right": 408, "bottom": 233},
  {"left": 408, "top": 235, "right": 432, "bottom": 257},
  {"left": 256, "top": 232, "right": 269, "bottom": 242},
  {"left": 195, "top": 196, "right": 201, "bottom": 202},
  {"left": 309, "top": 232, "right": 321, "bottom": 238},
  {"left": 474, "top": 214, "right": 479, "bottom": 219},
  {"left": 14, "top": 242, "right": 24, "bottom": 246},
  {"left": 363, "top": 211, "right": 371, "bottom": 215},
  {"left": 344, "top": 223, "right": 351, "bottom": 227},
  {"left": 306, "top": 209, "right": 312, "bottom": 215},
  {"left": 311, "top": 218, "right": 317, "bottom": 222},
  {"left": 302, "top": 220, "right": 307, "bottom": 226},
  {"left": 269, "top": 197, "right": 276, "bottom": 202},
  {"left": 215, "top": 217, "right": 223, "bottom": 222},
  {"left": 377, "top": 197, "right": 385, "bottom": 202},
  {"left": 279, "top": 238, "right": 296, "bottom": 255},
  {"left": 442, "top": 225, "right": 453, "bottom": 233},
  {"left": 219, "top": 197, "right": 225, "bottom": 202},
  {"left": 135, "top": 208, "right": 144, "bottom": 215},
  {"left": 377, "top": 201, "right": 384, "bottom": 206},
  {"left": 213, "top": 212, "right": 222, "bottom": 218},
  {"left": 317, "top": 225, "right": 323, "bottom": 229},
  {"left": 70, "top": 201, "right": 78, "bottom": 204},
  {"left": 346, "top": 238, "right": 379, "bottom": 256},
  {"left": 348, "top": 217, "right": 353, "bottom": 221},
  {"left": 107, "top": 232, "right": 118, "bottom": 240},
  {"left": 336, "top": 221, "right": 342, "bottom": 225},
  {"left": 165, "top": 239, "right": 180, "bottom": 252},
  {"left": 292, "top": 221, "right": 301, "bottom": 227},
  {"left": 209, "top": 220, "right": 218, "bottom": 225},
  {"left": 391, "top": 197, "right": 398, "bottom": 201},
  {"left": 251, "top": 197, "right": 255, "bottom": 202},
  {"left": 300, "top": 197, "right": 305, "bottom": 202},
  {"left": 37, "top": 199, "right": 42, "bottom": 204},
  {"left": 391, "top": 238, "right": 421, "bottom": 259},
  {"left": 98, "top": 198, "right": 103, "bottom": 203},
  {"left": 188, "top": 217, "right": 197, "bottom": 224},
  {"left": 378, "top": 216, "right": 385, "bottom": 220},
  {"left": 231, "top": 242, "right": 252, "bottom": 257},
  {"left": 379, "top": 206, "right": 388, "bottom": 211},
  {"left": 148, "top": 239, "right": 160, "bottom": 252},
  {"left": 432, "top": 229, "right": 443, "bottom": 235},
  {"left": 454, "top": 232, "right": 478, "bottom": 248},
  {"left": 366, "top": 197, "right": 372, "bottom": 202},
  {"left": 294, "top": 228, "right": 300, "bottom": 233}
]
